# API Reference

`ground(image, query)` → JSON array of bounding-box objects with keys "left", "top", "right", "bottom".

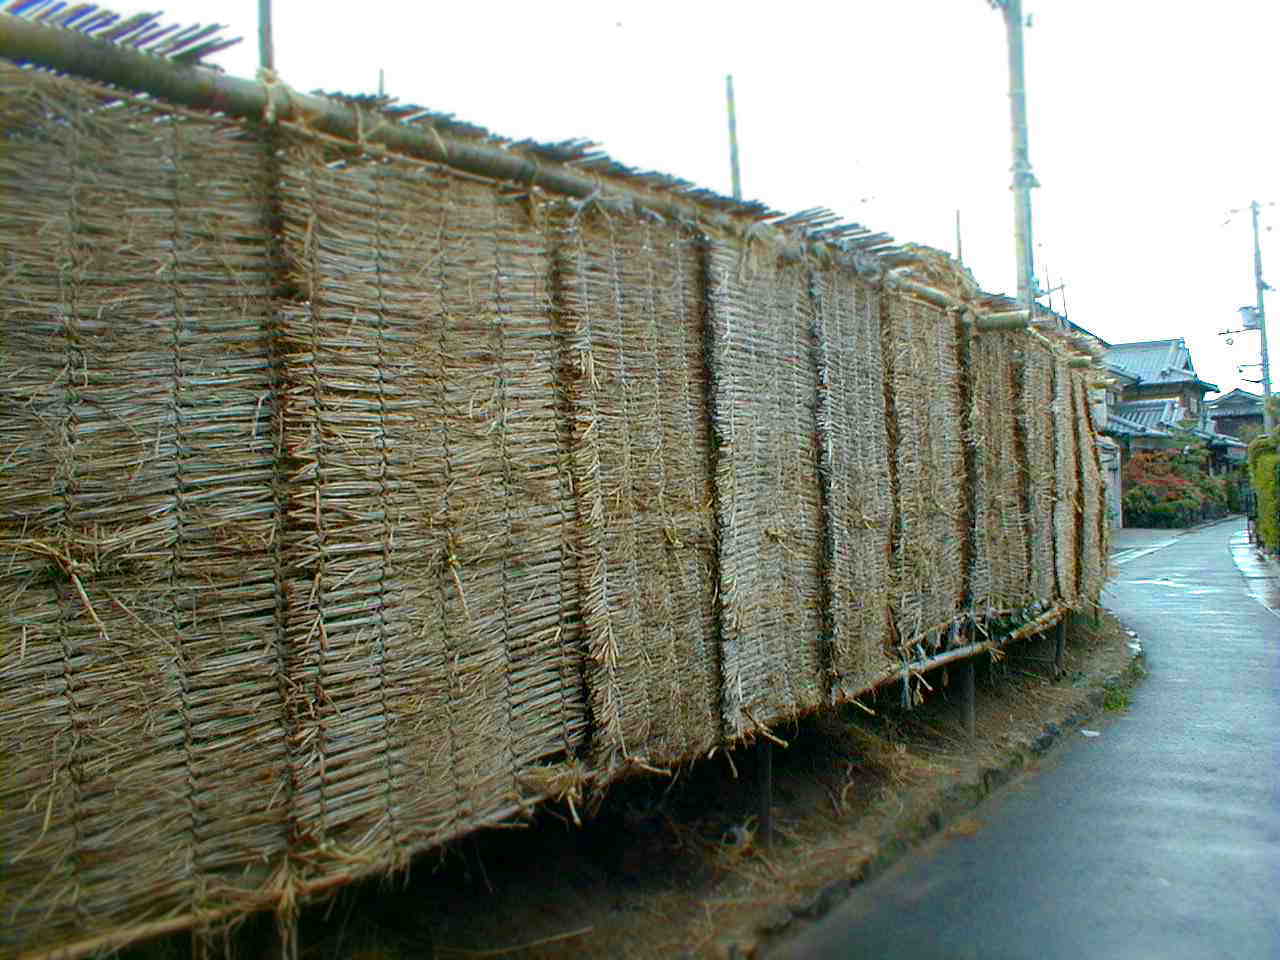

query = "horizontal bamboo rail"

[
  {"left": 0, "top": 15, "right": 891, "bottom": 258},
  {"left": 0, "top": 14, "right": 1111, "bottom": 363}
]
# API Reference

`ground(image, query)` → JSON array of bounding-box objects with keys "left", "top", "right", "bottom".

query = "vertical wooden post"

[
  {"left": 961, "top": 658, "right": 976, "bottom": 739},
  {"left": 757, "top": 741, "right": 773, "bottom": 848},
  {"left": 1054, "top": 617, "right": 1066, "bottom": 675}
]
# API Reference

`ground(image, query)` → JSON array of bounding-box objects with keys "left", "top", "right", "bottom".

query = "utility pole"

[
  {"left": 990, "top": 0, "right": 1038, "bottom": 317},
  {"left": 1251, "top": 201, "right": 1275, "bottom": 434},
  {"left": 725, "top": 74, "right": 742, "bottom": 201},
  {"left": 258, "top": 0, "right": 273, "bottom": 72}
]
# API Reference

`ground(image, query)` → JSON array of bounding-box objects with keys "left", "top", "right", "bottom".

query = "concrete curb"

[
  {"left": 1252, "top": 543, "right": 1280, "bottom": 571},
  {"left": 1173, "top": 513, "right": 1244, "bottom": 537},
  {"left": 1108, "top": 513, "right": 1243, "bottom": 555},
  {"left": 723, "top": 644, "right": 1148, "bottom": 960}
]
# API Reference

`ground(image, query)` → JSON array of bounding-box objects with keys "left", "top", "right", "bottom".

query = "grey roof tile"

[{"left": 1105, "top": 339, "right": 1219, "bottom": 391}]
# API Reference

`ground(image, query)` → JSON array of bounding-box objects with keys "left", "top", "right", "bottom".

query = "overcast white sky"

[{"left": 174, "top": 0, "right": 1276, "bottom": 397}]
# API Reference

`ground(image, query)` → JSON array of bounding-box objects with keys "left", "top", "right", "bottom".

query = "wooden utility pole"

[{"left": 1251, "top": 201, "right": 1275, "bottom": 433}]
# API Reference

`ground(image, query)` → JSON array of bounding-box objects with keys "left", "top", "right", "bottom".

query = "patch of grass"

[{"left": 1102, "top": 686, "right": 1131, "bottom": 712}]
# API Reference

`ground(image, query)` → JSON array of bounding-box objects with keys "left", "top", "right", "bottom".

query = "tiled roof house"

[
  {"left": 1206, "top": 388, "right": 1266, "bottom": 440},
  {"left": 1103, "top": 338, "right": 1246, "bottom": 468},
  {"left": 1105, "top": 338, "right": 1218, "bottom": 417}
]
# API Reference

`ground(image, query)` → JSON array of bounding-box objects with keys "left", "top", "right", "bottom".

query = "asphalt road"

[{"left": 772, "top": 519, "right": 1280, "bottom": 960}]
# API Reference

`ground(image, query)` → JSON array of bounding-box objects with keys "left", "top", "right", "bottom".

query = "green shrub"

[
  {"left": 1122, "top": 425, "right": 1231, "bottom": 528},
  {"left": 1249, "top": 434, "right": 1279, "bottom": 552},
  {"left": 1226, "top": 471, "right": 1249, "bottom": 513}
]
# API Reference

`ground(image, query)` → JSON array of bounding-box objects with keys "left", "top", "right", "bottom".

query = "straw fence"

[
  {"left": 0, "top": 56, "right": 1109, "bottom": 958},
  {"left": 969, "top": 330, "right": 1034, "bottom": 617},
  {"left": 883, "top": 292, "right": 967, "bottom": 652}
]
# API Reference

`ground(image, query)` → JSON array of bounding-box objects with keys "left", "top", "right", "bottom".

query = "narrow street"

[{"left": 772, "top": 518, "right": 1280, "bottom": 959}]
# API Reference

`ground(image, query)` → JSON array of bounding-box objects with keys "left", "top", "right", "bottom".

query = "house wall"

[
  {"left": 1210, "top": 411, "right": 1264, "bottom": 440},
  {"left": 1123, "top": 382, "right": 1204, "bottom": 417},
  {"left": 1098, "top": 439, "right": 1123, "bottom": 528}
]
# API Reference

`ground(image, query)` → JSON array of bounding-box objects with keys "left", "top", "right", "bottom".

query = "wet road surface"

[{"left": 772, "top": 519, "right": 1280, "bottom": 959}]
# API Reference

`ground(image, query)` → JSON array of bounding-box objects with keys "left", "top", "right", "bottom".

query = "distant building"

[
  {"left": 1100, "top": 339, "right": 1247, "bottom": 477},
  {"left": 1007, "top": 327, "right": 1248, "bottom": 528},
  {"left": 1206, "top": 388, "right": 1266, "bottom": 441},
  {"left": 1105, "top": 338, "right": 1218, "bottom": 418}
]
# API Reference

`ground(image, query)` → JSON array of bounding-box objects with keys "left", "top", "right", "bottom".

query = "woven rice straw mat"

[
  {"left": 1051, "top": 353, "right": 1080, "bottom": 605},
  {"left": 881, "top": 292, "right": 965, "bottom": 653},
  {"left": 1018, "top": 340, "right": 1058, "bottom": 604},
  {"left": 275, "top": 135, "right": 589, "bottom": 882},
  {"left": 968, "top": 330, "right": 1034, "bottom": 618},
  {"left": 809, "top": 263, "right": 893, "bottom": 699},
  {"left": 1072, "top": 373, "right": 1108, "bottom": 603},
  {"left": 548, "top": 205, "right": 719, "bottom": 779},
  {"left": 0, "top": 65, "right": 285, "bottom": 954},
  {"left": 706, "top": 237, "right": 825, "bottom": 740}
]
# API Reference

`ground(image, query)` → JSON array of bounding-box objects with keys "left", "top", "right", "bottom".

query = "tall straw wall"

[
  {"left": 274, "top": 138, "right": 590, "bottom": 881},
  {"left": 811, "top": 266, "right": 893, "bottom": 697},
  {"left": 0, "top": 69, "right": 285, "bottom": 949},
  {"left": 882, "top": 296, "right": 966, "bottom": 650},
  {"left": 1019, "top": 342, "right": 1059, "bottom": 602},
  {"left": 706, "top": 241, "right": 827, "bottom": 738},
  {"left": 0, "top": 61, "right": 1109, "bottom": 957},
  {"left": 969, "top": 331, "right": 1033, "bottom": 616},
  {"left": 551, "top": 208, "right": 719, "bottom": 776}
]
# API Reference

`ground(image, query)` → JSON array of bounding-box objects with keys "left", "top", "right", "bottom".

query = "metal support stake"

[
  {"left": 961, "top": 658, "right": 976, "bottom": 739},
  {"left": 757, "top": 741, "right": 773, "bottom": 848}
]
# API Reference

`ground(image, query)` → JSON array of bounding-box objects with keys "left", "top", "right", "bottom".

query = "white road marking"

[{"left": 1109, "top": 538, "right": 1180, "bottom": 567}]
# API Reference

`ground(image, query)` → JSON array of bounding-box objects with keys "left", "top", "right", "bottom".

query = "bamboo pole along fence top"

[
  {"left": 0, "top": 5, "right": 900, "bottom": 263},
  {"left": 2, "top": 0, "right": 241, "bottom": 62},
  {"left": 0, "top": 2, "right": 1110, "bottom": 370}
]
